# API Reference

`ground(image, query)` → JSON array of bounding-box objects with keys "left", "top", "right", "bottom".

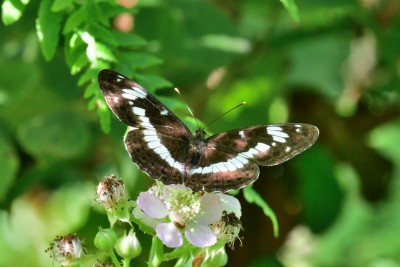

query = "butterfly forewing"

[
  {"left": 98, "top": 69, "right": 319, "bottom": 192},
  {"left": 98, "top": 69, "right": 191, "bottom": 185}
]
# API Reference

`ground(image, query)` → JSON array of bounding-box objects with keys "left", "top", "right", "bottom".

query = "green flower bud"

[
  {"left": 94, "top": 228, "right": 118, "bottom": 251},
  {"left": 204, "top": 246, "right": 228, "bottom": 267},
  {"left": 115, "top": 230, "right": 142, "bottom": 259}
]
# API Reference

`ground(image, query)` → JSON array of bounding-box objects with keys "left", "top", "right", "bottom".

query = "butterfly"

[{"left": 98, "top": 69, "right": 319, "bottom": 192}]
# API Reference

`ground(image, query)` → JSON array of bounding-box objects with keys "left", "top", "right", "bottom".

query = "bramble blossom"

[{"left": 135, "top": 183, "right": 241, "bottom": 248}]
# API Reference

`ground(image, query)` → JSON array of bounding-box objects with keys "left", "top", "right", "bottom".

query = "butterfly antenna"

[
  {"left": 204, "top": 102, "right": 247, "bottom": 129},
  {"left": 174, "top": 88, "right": 200, "bottom": 128}
]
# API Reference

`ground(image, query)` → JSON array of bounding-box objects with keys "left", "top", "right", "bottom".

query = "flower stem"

[{"left": 110, "top": 249, "right": 121, "bottom": 267}]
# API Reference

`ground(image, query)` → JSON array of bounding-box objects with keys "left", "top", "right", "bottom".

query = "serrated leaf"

[
  {"left": 123, "top": 52, "right": 163, "bottom": 69},
  {"left": 36, "top": 0, "right": 63, "bottom": 61},
  {"left": 78, "top": 68, "right": 97, "bottom": 86},
  {"left": 136, "top": 74, "right": 172, "bottom": 91},
  {"left": 83, "top": 82, "right": 97, "bottom": 99},
  {"left": 279, "top": 0, "right": 299, "bottom": 22},
  {"left": 94, "top": 42, "right": 117, "bottom": 62},
  {"left": 1, "top": 0, "right": 30, "bottom": 25},
  {"left": 243, "top": 186, "right": 279, "bottom": 237},
  {"left": 71, "top": 53, "right": 89, "bottom": 74},
  {"left": 90, "top": 23, "right": 118, "bottom": 46},
  {"left": 51, "top": 0, "right": 74, "bottom": 12},
  {"left": 63, "top": 6, "right": 86, "bottom": 34},
  {"left": 64, "top": 38, "right": 85, "bottom": 69},
  {"left": 113, "top": 31, "right": 147, "bottom": 47}
]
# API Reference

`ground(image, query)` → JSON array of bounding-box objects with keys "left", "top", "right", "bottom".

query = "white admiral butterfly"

[{"left": 98, "top": 69, "right": 319, "bottom": 192}]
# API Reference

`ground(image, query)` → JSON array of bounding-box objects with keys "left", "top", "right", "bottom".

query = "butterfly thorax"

[{"left": 186, "top": 128, "right": 207, "bottom": 166}]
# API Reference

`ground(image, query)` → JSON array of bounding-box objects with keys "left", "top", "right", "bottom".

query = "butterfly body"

[{"left": 98, "top": 69, "right": 319, "bottom": 192}]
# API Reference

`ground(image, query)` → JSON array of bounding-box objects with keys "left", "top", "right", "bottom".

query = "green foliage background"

[{"left": 1, "top": 0, "right": 400, "bottom": 266}]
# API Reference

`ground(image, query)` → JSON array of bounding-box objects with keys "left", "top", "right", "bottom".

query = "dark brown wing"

[
  {"left": 98, "top": 69, "right": 192, "bottom": 185},
  {"left": 184, "top": 123, "right": 319, "bottom": 192}
]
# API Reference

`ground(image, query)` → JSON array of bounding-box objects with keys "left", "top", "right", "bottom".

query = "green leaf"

[
  {"left": 78, "top": 68, "right": 97, "bottom": 86},
  {"left": 243, "top": 186, "right": 279, "bottom": 237},
  {"left": 83, "top": 81, "right": 97, "bottom": 99},
  {"left": 51, "top": 0, "right": 74, "bottom": 12},
  {"left": 98, "top": 1, "right": 136, "bottom": 19},
  {"left": 90, "top": 23, "right": 118, "bottom": 46},
  {"left": 64, "top": 38, "right": 85, "bottom": 69},
  {"left": 113, "top": 31, "right": 147, "bottom": 47},
  {"left": 0, "top": 131, "right": 19, "bottom": 203},
  {"left": 123, "top": 52, "right": 163, "bottom": 69},
  {"left": 36, "top": 0, "right": 63, "bottom": 61},
  {"left": 279, "top": 0, "right": 299, "bottom": 22},
  {"left": 148, "top": 236, "right": 163, "bottom": 267},
  {"left": 63, "top": 6, "right": 87, "bottom": 34},
  {"left": 71, "top": 53, "right": 89, "bottom": 74},
  {"left": 1, "top": 0, "right": 30, "bottom": 25},
  {"left": 96, "top": 100, "right": 111, "bottom": 133},
  {"left": 136, "top": 74, "right": 173, "bottom": 91},
  {"left": 93, "top": 42, "right": 117, "bottom": 62},
  {"left": 17, "top": 112, "right": 91, "bottom": 161}
]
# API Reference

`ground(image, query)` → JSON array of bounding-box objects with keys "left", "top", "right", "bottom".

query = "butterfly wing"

[
  {"left": 185, "top": 123, "right": 319, "bottom": 192},
  {"left": 98, "top": 69, "right": 192, "bottom": 185}
]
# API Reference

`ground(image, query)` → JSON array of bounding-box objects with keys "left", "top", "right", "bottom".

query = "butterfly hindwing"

[
  {"left": 207, "top": 124, "right": 319, "bottom": 166},
  {"left": 184, "top": 124, "right": 319, "bottom": 192}
]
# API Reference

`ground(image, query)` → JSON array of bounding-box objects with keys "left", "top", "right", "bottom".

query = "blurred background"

[{"left": 1, "top": 0, "right": 400, "bottom": 266}]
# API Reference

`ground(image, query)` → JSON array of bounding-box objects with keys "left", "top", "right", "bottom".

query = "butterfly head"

[{"left": 193, "top": 128, "right": 207, "bottom": 142}]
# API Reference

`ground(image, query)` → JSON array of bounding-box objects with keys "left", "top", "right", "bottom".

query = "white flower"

[{"left": 136, "top": 184, "right": 224, "bottom": 248}]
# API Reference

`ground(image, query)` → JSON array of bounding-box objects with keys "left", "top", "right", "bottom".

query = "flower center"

[{"left": 167, "top": 188, "right": 201, "bottom": 225}]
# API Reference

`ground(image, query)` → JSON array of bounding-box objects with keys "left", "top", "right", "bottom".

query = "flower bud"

[
  {"left": 96, "top": 175, "right": 126, "bottom": 210},
  {"left": 115, "top": 230, "right": 142, "bottom": 259},
  {"left": 204, "top": 246, "right": 228, "bottom": 267},
  {"left": 94, "top": 228, "right": 118, "bottom": 251},
  {"left": 46, "top": 233, "right": 85, "bottom": 266},
  {"left": 213, "top": 211, "right": 242, "bottom": 248}
]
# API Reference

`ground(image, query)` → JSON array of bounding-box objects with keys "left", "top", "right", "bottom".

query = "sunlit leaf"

[
  {"left": 51, "top": 0, "right": 74, "bottom": 12},
  {"left": 71, "top": 53, "right": 89, "bottom": 74},
  {"left": 63, "top": 6, "right": 87, "bottom": 34},
  {"left": 368, "top": 120, "right": 400, "bottom": 164},
  {"left": 94, "top": 42, "right": 117, "bottom": 62},
  {"left": 279, "top": 0, "right": 300, "bottom": 22},
  {"left": 1, "top": 0, "right": 30, "bottom": 25},
  {"left": 78, "top": 68, "right": 97, "bottom": 86},
  {"left": 113, "top": 31, "right": 147, "bottom": 47},
  {"left": 136, "top": 74, "right": 172, "bottom": 91},
  {"left": 36, "top": 0, "right": 63, "bottom": 61},
  {"left": 90, "top": 23, "right": 118, "bottom": 46},
  {"left": 123, "top": 52, "right": 163, "bottom": 69}
]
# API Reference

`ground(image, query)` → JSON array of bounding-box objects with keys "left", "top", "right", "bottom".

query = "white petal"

[
  {"left": 184, "top": 222, "right": 216, "bottom": 247},
  {"left": 132, "top": 207, "right": 159, "bottom": 229},
  {"left": 196, "top": 194, "right": 223, "bottom": 224},
  {"left": 137, "top": 192, "right": 168, "bottom": 219},
  {"left": 156, "top": 222, "right": 183, "bottom": 248},
  {"left": 217, "top": 193, "right": 242, "bottom": 218}
]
